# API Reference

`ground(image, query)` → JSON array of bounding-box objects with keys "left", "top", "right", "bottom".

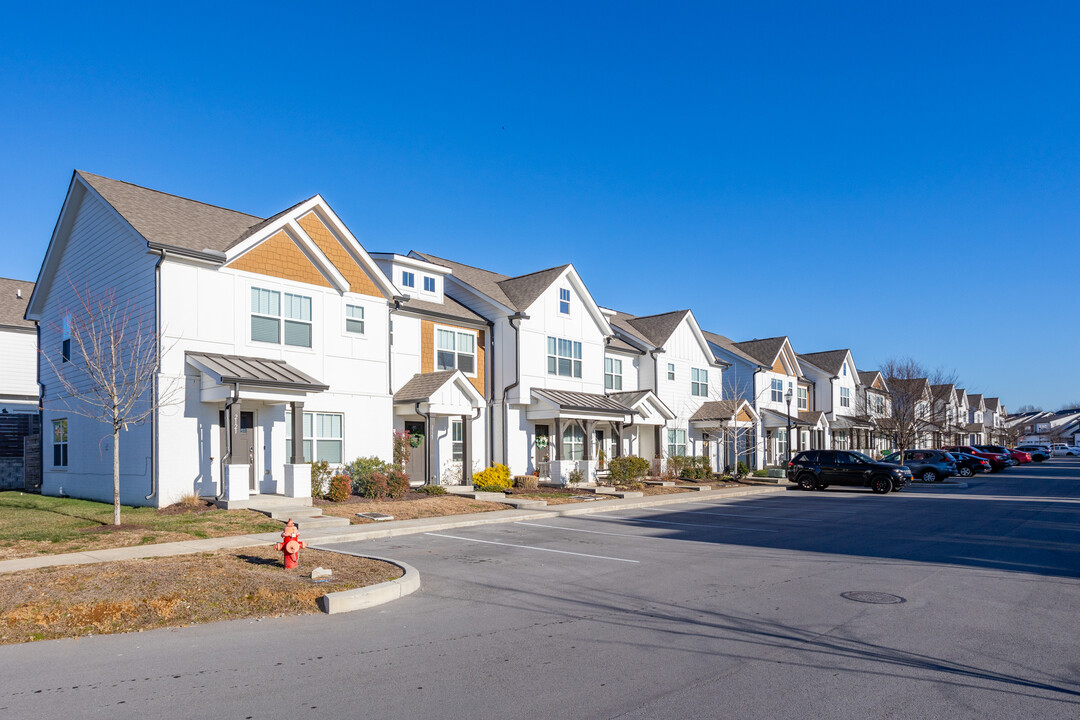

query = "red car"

[
  {"left": 1008, "top": 449, "right": 1032, "bottom": 464},
  {"left": 943, "top": 445, "right": 1010, "bottom": 472}
]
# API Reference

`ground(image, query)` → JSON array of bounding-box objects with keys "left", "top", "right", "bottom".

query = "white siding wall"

[
  {"left": 654, "top": 320, "right": 720, "bottom": 460},
  {"left": 604, "top": 350, "right": 640, "bottom": 392},
  {"left": 0, "top": 328, "right": 38, "bottom": 410}
]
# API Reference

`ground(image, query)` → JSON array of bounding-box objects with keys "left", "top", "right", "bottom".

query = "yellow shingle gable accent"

[
  {"left": 873, "top": 376, "right": 884, "bottom": 391},
  {"left": 420, "top": 319, "right": 486, "bottom": 396},
  {"left": 736, "top": 409, "right": 753, "bottom": 423},
  {"left": 771, "top": 357, "right": 786, "bottom": 374},
  {"left": 297, "top": 212, "right": 383, "bottom": 298},
  {"left": 225, "top": 230, "right": 331, "bottom": 288}
]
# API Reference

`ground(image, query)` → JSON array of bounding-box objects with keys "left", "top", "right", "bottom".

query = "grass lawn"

[
  {"left": 316, "top": 493, "right": 511, "bottom": 523},
  {"left": 1, "top": 546, "right": 402, "bottom": 644},
  {"left": 0, "top": 491, "right": 281, "bottom": 559}
]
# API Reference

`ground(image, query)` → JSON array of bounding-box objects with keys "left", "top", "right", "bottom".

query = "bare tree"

[
  {"left": 1014, "top": 404, "right": 1042, "bottom": 413},
  {"left": 706, "top": 371, "right": 771, "bottom": 475},
  {"left": 42, "top": 283, "right": 175, "bottom": 525},
  {"left": 880, "top": 357, "right": 937, "bottom": 463}
]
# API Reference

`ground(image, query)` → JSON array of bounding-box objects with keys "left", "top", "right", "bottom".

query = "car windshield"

[
  {"left": 946, "top": 453, "right": 959, "bottom": 460},
  {"left": 851, "top": 451, "right": 875, "bottom": 464}
]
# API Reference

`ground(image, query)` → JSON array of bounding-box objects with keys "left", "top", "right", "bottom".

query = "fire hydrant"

[{"left": 274, "top": 519, "right": 307, "bottom": 569}]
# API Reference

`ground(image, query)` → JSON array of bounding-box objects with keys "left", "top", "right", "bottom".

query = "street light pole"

[{"left": 784, "top": 387, "right": 794, "bottom": 464}]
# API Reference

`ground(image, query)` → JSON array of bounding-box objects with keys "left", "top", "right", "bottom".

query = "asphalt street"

[{"left": 2, "top": 459, "right": 1079, "bottom": 719}]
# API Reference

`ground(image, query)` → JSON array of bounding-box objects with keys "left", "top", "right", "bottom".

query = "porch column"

[
  {"left": 290, "top": 401, "right": 304, "bottom": 464},
  {"left": 553, "top": 418, "right": 563, "bottom": 461},
  {"left": 654, "top": 425, "right": 662, "bottom": 458},
  {"left": 461, "top": 414, "right": 472, "bottom": 485},
  {"left": 614, "top": 422, "right": 623, "bottom": 458},
  {"left": 583, "top": 420, "right": 596, "bottom": 461}
]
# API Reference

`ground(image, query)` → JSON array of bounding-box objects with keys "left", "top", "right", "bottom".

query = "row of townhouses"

[{"left": 0, "top": 171, "right": 1009, "bottom": 505}]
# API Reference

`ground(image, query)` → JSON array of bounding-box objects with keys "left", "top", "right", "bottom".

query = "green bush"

[
  {"left": 608, "top": 455, "right": 650, "bottom": 485},
  {"left": 752, "top": 469, "right": 769, "bottom": 477},
  {"left": 387, "top": 470, "right": 410, "bottom": 499},
  {"left": 568, "top": 468, "right": 584, "bottom": 484},
  {"left": 326, "top": 474, "right": 351, "bottom": 502},
  {"left": 358, "top": 471, "right": 390, "bottom": 500},
  {"left": 350, "top": 456, "right": 393, "bottom": 495},
  {"left": 310, "top": 460, "right": 332, "bottom": 498},
  {"left": 736, "top": 461, "right": 750, "bottom": 479},
  {"left": 673, "top": 455, "right": 712, "bottom": 480},
  {"left": 513, "top": 475, "right": 539, "bottom": 491},
  {"left": 414, "top": 484, "right": 447, "bottom": 495},
  {"left": 473, "top": 464, "right": 512, "bottom": 492}
]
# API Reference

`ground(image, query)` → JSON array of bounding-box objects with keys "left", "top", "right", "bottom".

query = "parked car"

[
  {"left": 942, "top": 445, "right": 1010, "bottom": 472},
  {"left": 1016, "top": 444, "right": 1051, "bottom": 461},
  {"left": 975, "top": 445, "right": 1018, "bottom": 466},
  {"left": 787, "top": 450, "right": 912, "bottom": 493},
  {"left": 947, "top": 451, "right": 992, "bottom": 477},
  {"left": 1007, "top": 449, "right": 1032, "bottom": 464},
  {"left": 1051, "top": 444, "right": 1080, "bottom": 457},
  {"left": 881, "top": 449, "right": 956, "bottom": 483}
]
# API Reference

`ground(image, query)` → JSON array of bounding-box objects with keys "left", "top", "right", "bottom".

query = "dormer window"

[
  {"left": 402, "top": 271, "right": 415, "bottom": 288},
  {"left": 559, "top": 288, "right": 570, "bottom": 315},
  {"left": 423, "top": 276, "right": 436, "bottom": 293}
]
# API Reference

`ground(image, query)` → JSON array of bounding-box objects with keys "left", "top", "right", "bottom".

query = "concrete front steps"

[{"left": 243, "top": 496, "right": 351, "bottom": 530}]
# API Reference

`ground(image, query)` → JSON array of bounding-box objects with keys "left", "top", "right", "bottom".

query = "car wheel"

[
  {"left": 958, "top": 467, "right": 973, "bottom": 477},
  {"left": 871, "top": 475, "right": 893, "bottom": 494},
  {"left": 922, "top": 470, "right": 937, "bottom": 483},
  {"left": 797, "top": 474, "right": 816, "bottom": 491}
]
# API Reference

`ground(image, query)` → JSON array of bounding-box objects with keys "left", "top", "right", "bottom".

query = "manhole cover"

[{"left": 841, "top": 591, "right": 906, "bottom": 605}]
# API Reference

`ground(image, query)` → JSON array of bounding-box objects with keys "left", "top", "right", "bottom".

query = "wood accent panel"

[
  {"left": 421, "top": 319, "right": 435, "bottom": 373},
  {"left": 226, "top": 230, "right": 331, "bottom": 288},
  {"left": 771, "top": 357, "right": 786, "bottom": 374},
  {"left": 297, "top": 212, "right": 383, "bottom": 298},
  {"left": 420, "top": 319, "right": 487, "bottom": 396},
  {"left": 872, "top": 376, "right": 884, "bottom": 390},
  {"left": 736, "top": 409, "right": 753, "bottom": 423}
]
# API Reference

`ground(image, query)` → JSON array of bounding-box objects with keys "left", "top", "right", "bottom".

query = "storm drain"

[{"left": 841, "top": 591, "right": 906, "bottom": 605}]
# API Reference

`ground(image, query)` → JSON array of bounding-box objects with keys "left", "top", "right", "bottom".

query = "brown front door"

[
  {"left": 535, "top": 424, "right": 550, "bottom": 470},
  {"left": 405, "top": 421, "right": 425, "bottom": 483}
]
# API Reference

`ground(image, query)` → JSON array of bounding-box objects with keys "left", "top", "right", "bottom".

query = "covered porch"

[
  {"left": 760, "top": 408, "right": 810, "bottom": 466},
  {"left": 690, "top": 399, "right": 760, "bottom": 473},
  {"left": 394, "top": 370, "right": 485, "bottom": 486}
]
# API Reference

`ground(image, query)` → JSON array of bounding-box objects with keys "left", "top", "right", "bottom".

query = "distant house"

[
  {"left": 0, "top": 277, "right": 40, "bottom": 490},
  {"left": 798, "top": 349, "right": 877, "bottom": 456}
]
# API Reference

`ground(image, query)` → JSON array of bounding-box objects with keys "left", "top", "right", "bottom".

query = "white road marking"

[
  {"left": 515, "top": 521, "right": 658, "bottom": 538},
  {"left": 590, "top": 515, "right": 779, "bottom": 532},
  {"left": 424, "top": 532, "right": 640, "bottom": 563}
]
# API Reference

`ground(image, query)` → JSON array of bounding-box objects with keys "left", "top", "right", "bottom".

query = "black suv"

[
  {"left": 787, "top": 450, "right": 912, "bottom": 493},
  {"left": 882, "top": 449, "right": 957, "bottom": 483}
]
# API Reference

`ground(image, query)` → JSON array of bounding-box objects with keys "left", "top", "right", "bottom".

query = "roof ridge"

[
  {"left": 77, "top": 170, "right": 263, "bottom": 221},
  {"left": 499, "top": 263, "right": 571, "bottom": 283},
  {"left": 0, "top": 276, "right": 35, "bottom": 284},
  {"left": 413, "top": 252, "right": 511, "bottom": 281}
]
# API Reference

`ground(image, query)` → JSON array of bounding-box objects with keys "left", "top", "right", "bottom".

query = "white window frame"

[
  {"left": 605, "top": 357, "right": 623, "bottom": 391},
  {"left": 285, "top": 411, "right": 343, "bottom": 464},
  {"left": 840, "top": 386, "right": 851, "bottom": 408},
  {"left": 423, "top": 276, "right": 436, "bottom": 293},
  {"left": 547, "top": 336, "right": 582, "bottom": 378},
  {"left": 452, "top": 419, "right": 464, "bottom": 462},
  {"left": 435, "top": 325, "right": 478, "bottom": 377},
  {"left": 251, "top": 287, "right": 312, "bottom": 348},
  {"left": 52, "top": 418, "right": 68, "bottom": 468},
  {"left": 562, "top": 424, "right": 585, "bottom": 460},
  {"left": 558, "top": 287, "right": 571, "bottom": 315},
  {"left": 667, "top": 428, "right": 687, "bottom": 458},
  {"left": 667, "top": 363, "right": 675, "bottom": 381},
  {"left": 777, "top": 428, "right": 788, "bottom": 458},
  {"left": 691, "top": 368, "right": 708, "bottom": 397},
  {"left": 771, "top": 378, "right": 784, "bottom": 403},
  {"left": 797, "top": 386, "right": 808, "bottom": 410},
  {"left": 344, "top": 303, "right": 366, "bottom": 336},
  {"left": 402, "top": 271, "right": 415, "bottom": 288},
  {"left": 250, "top": 287, "right": 281, "bottom": 344}
]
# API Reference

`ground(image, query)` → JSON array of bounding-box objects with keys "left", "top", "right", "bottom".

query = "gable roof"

[
  {"left": 78, "top": 171, "right": 264, "bottom": 254},
  {"left": 623, "top": 310, "right": 691, "bottom": 347},
  {"left": 606, "top": 309, "right": 656, "bottom": 349},
  {"left": 690, "top": 399, "right": 757, "bottom": 422},
  {"left": 701, "top": 330, "right": 762, "bottom": 366},
  {"left": 734, "top": 337, "right": 788, "bottom": 367},
  {"left": 397, "top": 295, "right": 486, "bottom": 324},
  {"left": 394, "top": 370, "right": 461, "bottom": 402},
  {"left": 797, "top": 349, "right": 851, "bottom": 377},
  {"left": 411, "top": 252, "right": 517, "bottom": 309},
  {"left": 497, "top": 265, "right": 571, "bottom": 311},
  {"left": 984, "top": 397, "right": 1000, "bottom": 411},
  {"left": 0, "top": 277, "right": 35, "bottom": 329},
  {"left": 967, "top": 393, "right": 984, "bottom": 407}
]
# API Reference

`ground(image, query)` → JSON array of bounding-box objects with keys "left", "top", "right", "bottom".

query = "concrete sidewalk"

[{"left": 0, "top": 484, "right": 787, "bottom": 574}]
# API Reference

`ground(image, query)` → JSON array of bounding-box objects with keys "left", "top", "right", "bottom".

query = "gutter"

[
  {"left": 388, "top": 298, "right": 402, "bottom": 396},
  {"left": 147, "top": 243, "right": 227, "bottom": 265},
  {"left": 500, "top": 313, "right": 527, "bottom": 465},
  {"left": 484, "top": 318, "right": 495, "bottom": 467},
  {"left": 217, "top": 383, "right": 241, "bottom": 501},
  {"left": 146, "top": 248, "right": 167, "bottom": 501}
]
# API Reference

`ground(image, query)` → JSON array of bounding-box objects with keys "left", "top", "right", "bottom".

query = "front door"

[
  {"left": 219, "top": 410, "right": 256, "bottom": 492},
  {"left": 595, "top": 430, "right": 606, "bottom": 469},
  {"left": 404, "top": 421, "right": 426, "bottom": 483},
  {"left": 535, "top": 424, "right": 550, "bottom": 475}
]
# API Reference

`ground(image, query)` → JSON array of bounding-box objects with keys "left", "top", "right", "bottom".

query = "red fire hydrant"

[{"left": 274, "top": 518, "right": 307, "bottom": 569}]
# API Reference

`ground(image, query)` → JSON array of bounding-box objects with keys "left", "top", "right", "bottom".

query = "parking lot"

[{"left": 3, "top": 459, "right": 1079, "bottom": 720}]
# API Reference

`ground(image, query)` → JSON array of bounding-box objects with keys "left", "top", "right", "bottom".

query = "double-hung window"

[
  {"left": 876, "top": 396, "right": 884, "bottom": 414},
  {"left": 771, "top": 378, "right": 784, "bottom": 402},
  {"left": 797, "top": 386, "right": 808, "bottom": 410},
  {"left": 402, "top": 271, "right": 415, "bottom": 288},
  {"left": 558, "top": 288, "right": 570, "bottom": 315},
  {"left": 840, "top": 387, "right": 851, "bottom": 408},
  {"left": 436, "top": 328, "right": 477, "bottom": 374},
  {"left": 452, "top": 420, "right": 464, "bottom": 462},
  {"left": 251, "top": 287, "right": 312, "bottom": 347},
  {"left": 691, "top": 368, "right": 708, "bottom": 397},
  {"left": 667, "top": 428, "right": 687, "bottom": 457},
  {"left": 777, "top": 428, "right": 788, "bottom": 458},
  {"left": 423, "top": 276, "right": 436, "bottom": 293},
  {"left": 345, "top": 304, "right": 365, "bottom": 334},
  {"left": 52, "top": 419, "right": 68, "bottom": 467},
  {"left": 605, "top": 357, "right": 623, "bottom": 390},
  {"left": 562, "top": 424, "right": 585, "bottom": 460},
  {"left": 547, "top": 337, "right": 582, "bottom": 378},
  {"left": 667, "top": 363, "right": 675, "bottom": 381},
  {"left": 285, "top": 411, "right": 343, "bottom": 463}
]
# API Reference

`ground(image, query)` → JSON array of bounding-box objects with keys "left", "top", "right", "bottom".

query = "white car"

[{"left": 1051, "top": 444, "right": 1080, "bottom": 457}]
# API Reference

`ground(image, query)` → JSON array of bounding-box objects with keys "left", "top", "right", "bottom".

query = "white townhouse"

[
  {"left": 798, "top": 349, "right": 877, "bottom": 455},
  {"left": 27, "top": 171, "right": 408, "bottom": 507},
  {"left": 858, "top": 370, "right": 893, "bottom": 455},
  {"left": 409, "top": 252, "right": 683, "bottom": 484},
  {"left": 983, "top": 397, "right": 1006, "bottom": 445},
  {"left": 965, "top": 393, "right": 987, "bottom": 445},
  {"left": 0, "top": 277, "right": 41, "bottom": 490},
  {"left": 929, "top": 383, "right": 961, "bottom": 448}
]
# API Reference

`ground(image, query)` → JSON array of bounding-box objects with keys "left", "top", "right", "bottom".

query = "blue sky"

[{"left": 2, "top": 2, "right": 1078, "bottom": 410}]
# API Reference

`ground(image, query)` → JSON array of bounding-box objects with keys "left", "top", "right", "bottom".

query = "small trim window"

[
  {"left": 452, "top": 420, "right": 464, "bottom": 462},
  {"left": 771, "top": 378, "right": 783, "bottom": 403},
  {"left": 423, "top": 276, "right": 436, "bottom": 293},
  {"left": 840, "top": 387, "right": 851, "bottom": 408},
  {"left": 559, "top": 288, "right": 570, "bottom": 315},
  {"left": 547, "top": 337, "right": 582, "bottom": 378},
  {"left": 402, "top": 271, "right": 415, "bottom": 288},
  {"left": 345, "top": 304, "right": 365, "bottom": 335},
  {"left": 605, "top": 357, "right": 623, "bottom": 391},
  {"left": 797, "top": 386, "right": 808, "bottom": 410},
  {"left": 286, "top": 411, "right": 343, "bottom": 463},
  {"left": 61, "top": 313, "right": 71, "bottom": 362},
  {"left": 562, "top": 424, "right": 585, "bottom": 460},
  {"left": 52, "top": 419, "right": 68, "bottom": 467},
  {"left": 667, "top": 363, "right": 675, "bottom": 381},
  {"left": 691, "top": 368, "right": 708, "bottom": 397},
  {"left": 667, "top": 428, "right": 687, "bottom": 458},
  {"left": 437, "top": 327, "right": 477, "bottom": 375}
]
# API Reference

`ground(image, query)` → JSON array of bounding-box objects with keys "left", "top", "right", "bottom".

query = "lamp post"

[{"left": 784, "top": 387, "right": 794, "bottom": 464}]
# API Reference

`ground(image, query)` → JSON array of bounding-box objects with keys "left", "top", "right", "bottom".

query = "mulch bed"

[{"left": 0, "top": 546, "right": 401, "bottom": 645}]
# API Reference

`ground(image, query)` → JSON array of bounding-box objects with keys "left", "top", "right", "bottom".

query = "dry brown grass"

[
  {"left": 0, "top": 546, "right": 401, "bottom": 645},
  {"left": 506, "top": 488, "right": 617, "bottom": 505},
  {"left": 316, "top": 494, "right": 510, "bottom": 523}
]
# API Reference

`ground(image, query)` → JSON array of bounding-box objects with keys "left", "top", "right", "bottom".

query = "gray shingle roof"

[
  {"left": 606, "top": 335, "right": 643, "bottom": 354},
  {"left": 411, "top": 252, "right": 517, "bottom": 309},
  {"left": 624, "top": 310, "right": 690, "bottom": 347},
  {"left": 398, "top": 295, "right": 486, "bottom": 323},
  {"left": 0, "top": 277, "right": 35, "bottom": 329},
  {"left": 735, "top": 337, "right": 788, "bottom": 367},
  {"left": 799, "top": 410, "right": 826, "bottom": 426},
  {"left": 797, "top": 349, "right": 849, "bottom": 376},
  {"left": 186, "top": 352, "right": 328, "bottom": 391},
  {"left": 858, "top": 370, "right": 884, "bottom": 388},
  {"left": 532, "top": 389, "right": 632, "bottom": 415},
  {"left": 967, "top": 393, "right": 984, "bottom": 406},
  {"left": 690, "top": 400, "right": 744, "bottom": 422},
  {"left": 79, "top": 171, "right": 264, "bottom": 254},
  {"left": 701, "top": 330, "right": 761, "bottom": 366},
  {"left": 497, "top": 265, "right": 571, "bottom": 311},
  {"left": 984, "top": 397, "right": 1000, "bottom": 411},
  {"left": 607, "top": 310, "right": 656, "bottom": 348},
  {"left": 394, "top": 371, "right": 459, "bottom": 402}
]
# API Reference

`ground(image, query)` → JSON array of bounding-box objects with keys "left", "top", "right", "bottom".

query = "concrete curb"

[{"left": 306, "top": 549, "right": 420, "bottom": 615}]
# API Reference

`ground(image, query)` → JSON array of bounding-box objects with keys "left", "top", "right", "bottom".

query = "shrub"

[
  {"left": 414, "top": 484, "right": 447, "bottom": 495},
  {"left": 311, "top": 460, "right": 332, "bottom": 498},
  {"left": 326, "top": 474, "right": 351, "bottom": 502},
  {"left": 387, "top": 470, "right": 410, "bottom": 499},
  {"left": 350, "top": 456, "right": 393, "bottom": 494},
  {"left": 671, "top": 455, "right": 712, "bottom": 480},
  {"left": 608, "top": 456, "right": 649, "bottom": 485},
  {"left": 513, "top": 474, "right": 538, "bottom": 491},
  {"left": 392, "top": 430, "right": 412, "bottom": 469},
  {"left": 736, "top": 461, "right": 750, "bottom": 479},
  {"left": 752, "top": 468, "right": 769, "bottom": 478},
  {"left": 358, "top": 472, "right": 390, "bottom": 500},
  {"left": 473, "top": 464, "right": 512, "bottom": 492},
  {"left": 568, "top": 468, "right": 584, "bottom": 484}
]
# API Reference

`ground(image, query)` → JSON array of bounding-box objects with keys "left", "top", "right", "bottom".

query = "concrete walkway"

[{"left": 0, "top": 484, "right": 787, "bottom": 574}]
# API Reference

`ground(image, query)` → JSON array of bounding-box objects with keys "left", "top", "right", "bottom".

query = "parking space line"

[
  {"left": 590, "top": 515, "right": 779, "bottom": 532},
  {"left": 515, "top": 521, "right": 660, "bottom": 539},
  {"left": 424, "top": 532, "right": 640, "bottom": 563}
]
